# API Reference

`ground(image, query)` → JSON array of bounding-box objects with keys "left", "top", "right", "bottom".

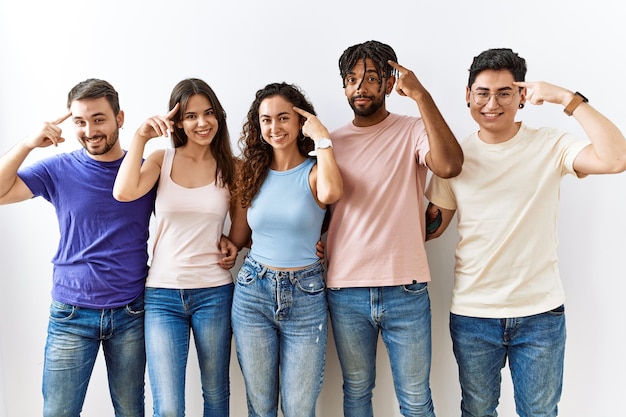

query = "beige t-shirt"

[
  {"left": 146, "top": 148, "right": 232, "bottom": 289},
  {"left": 326, "top": 113, "right": 432, "bottom": 288},
  {"left": 426, "top": 123, "right": 588, "bottom": 318}
]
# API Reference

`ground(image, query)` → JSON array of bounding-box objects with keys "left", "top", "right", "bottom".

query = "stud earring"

[{"left": 519, "top": 103, "right": 525, "bottom": 109}]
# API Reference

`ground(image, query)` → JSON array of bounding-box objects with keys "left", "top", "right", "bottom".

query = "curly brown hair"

[{"left": 233, "top": 82, "right": 316, "bottom": 208}]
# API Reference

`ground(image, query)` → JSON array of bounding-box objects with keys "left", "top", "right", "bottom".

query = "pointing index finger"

[
  {"left": 387, "top": 60, "right": 406, "bottom": 74},
  {"left": 52, "top": 111, "right": 72, "bottom": 125},
  {"left": 166, "top": 102, "right": 180, "bottom": 119},
  {"left": 292, "top": 106, "right": 311, "bottom": 119}
]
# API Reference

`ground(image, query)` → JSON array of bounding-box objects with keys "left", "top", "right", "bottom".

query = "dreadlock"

[{"left": 338, "top": 40, "right": 398, "bottom": 89}]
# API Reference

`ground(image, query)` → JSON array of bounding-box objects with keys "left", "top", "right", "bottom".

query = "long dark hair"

[{"left": 168, "top": 78, "right": 235, "bottom": 189}]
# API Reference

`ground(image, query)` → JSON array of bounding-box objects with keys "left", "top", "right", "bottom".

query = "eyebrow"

[
  {"left": 72, "top": 112, "right": 107, "bottom": 120},
  {"left": 184, "top": 106, "right": 214, "bottom": 116},
  {"left": 475, "top": 86, "right": 514, "bottom": 92},
  {"left": 260, "top": 111, "right": 291, "bottom": 118}
]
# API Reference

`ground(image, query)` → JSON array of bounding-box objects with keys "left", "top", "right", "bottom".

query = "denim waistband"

[{"left": 243, "top": 254, "right": 324, "bottom": 281}]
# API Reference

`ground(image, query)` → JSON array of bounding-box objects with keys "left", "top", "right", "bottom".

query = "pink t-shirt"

[
  {"left": 326, "top": 113, "right": 432, "bottom": 288},
  {"left": 147, "top": 148, "right": 233, "bottom": 289}
]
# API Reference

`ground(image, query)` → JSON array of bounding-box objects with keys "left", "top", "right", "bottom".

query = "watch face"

[{"left": 317, "top": 138, "right": 332, "bottom": 149}]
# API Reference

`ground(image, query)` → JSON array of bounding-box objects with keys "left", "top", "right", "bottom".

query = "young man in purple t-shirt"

[{"left": 0, "top": 79, "right": 155, "bottom": 416}]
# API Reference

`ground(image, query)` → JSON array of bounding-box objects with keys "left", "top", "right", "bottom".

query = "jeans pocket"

[
  {"left": 49, "top": 300, "right": 76, "bottom": 321},
  {"left": 236, "top": 263, "right": 258, "bottom": 286},
  {"left": 402, "top": 281, "right": 428, "bottom": 294},
  {"left": 125, "top": 296, "right": 145, "bottom": 316},
  {"left": 296, "top": 273, "right": 325, "bottom": 295}
]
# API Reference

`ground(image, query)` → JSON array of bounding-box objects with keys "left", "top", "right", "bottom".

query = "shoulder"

[{"left": 145, "top": 148, "right": 167, "bottom": 163}]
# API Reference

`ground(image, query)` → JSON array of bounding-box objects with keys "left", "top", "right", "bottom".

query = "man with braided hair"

[{"left": 325, "top": 40, "right": 463, "bottom": 417}]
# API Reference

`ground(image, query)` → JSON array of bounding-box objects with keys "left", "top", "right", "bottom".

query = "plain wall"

[{"left": 1, "top": 1, "right": 625, "bottom": 415}]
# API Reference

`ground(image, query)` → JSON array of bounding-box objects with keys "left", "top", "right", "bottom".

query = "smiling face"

[
  {"left": 258, "top": 95, "right": 302, "bottom": 152},
  {"left": 176, "top": 94, "right": 218, "bottom": 146},
  {"left": 70, "top": 97, "right": 123, "bottom": 160},
  {"left": 466, "top": 69, "right": 526, "bottom": 143}
]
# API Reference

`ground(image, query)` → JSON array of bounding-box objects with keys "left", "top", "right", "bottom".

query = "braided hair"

[{"left": 338, "top": 40, "right": 398, "bottom": 90}]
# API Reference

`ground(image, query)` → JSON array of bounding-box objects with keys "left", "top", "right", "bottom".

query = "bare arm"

[
  {"left": 113, "top": 106, "right": 178, "bottom": 202},
  {"left": 389, "top": 61, "right": 464, "bottom": 178},
  {"left": 516, "top": 81, "right": 626, "bottom": 175},
  {"left": 0, "top": 113, "right": 71, "bottom": 204},
  {"left": 294, "top": 106, "right": 343, "bottom": 205},
  {"left": 228, "top": 200, "right": 252, "bottom": 251}
]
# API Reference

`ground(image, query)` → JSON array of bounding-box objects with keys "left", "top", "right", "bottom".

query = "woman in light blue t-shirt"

[{"left": 229, "top": 82, "right": 343, "bottom": 417}]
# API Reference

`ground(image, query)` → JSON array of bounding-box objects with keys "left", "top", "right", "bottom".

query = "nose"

[
  {"left": 197, "top": 115, "right": 208, "bottom": 126},
  {"left": 83, "top": 123, "right": 95, "bottom": 138},
  {"left": 270, "top": 119, "right": 279, "bottom": 132},
  {"left": 485, "top": 94, "right": 499, "bottom": 107}
]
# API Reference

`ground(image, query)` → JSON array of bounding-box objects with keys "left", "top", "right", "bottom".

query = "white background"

[{"left": 1, "top": 1, "right": 625, "bottom": 416}]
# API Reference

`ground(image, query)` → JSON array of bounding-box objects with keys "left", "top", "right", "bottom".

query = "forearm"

[
  {"left": 112, "top": 133, "right": 148, "bottom": 201},
  {"left": 0, "top": 141, "right": 32, "bottom": 198},
  {"left": 412, "top": 91, "right": 463, "bottom": 178},
  {"left": 315, "top": 149, "right": 343, "bottom": 205},
  {"left": 228, "top": 203, "right": 252, "bottom": 250}
]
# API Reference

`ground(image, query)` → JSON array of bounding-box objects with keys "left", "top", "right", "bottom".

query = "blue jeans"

[
  {"left": 327, "top": 284, "right": 435, "bottom": 417},
  {"left": 232, "top": 255, "right": 327, "bottom": 417},
  {"left": 145, "top": 284, "right": 233, "bottom": 417},
  {"left": 42, "top": 296, "right": 146, "bottom": 417},
  {"left": 450, "top": 305, "right": 566, "bottom": 417}
]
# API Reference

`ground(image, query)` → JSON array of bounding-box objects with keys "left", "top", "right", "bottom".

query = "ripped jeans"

[{"left": 232, "top": 254, "right": 328, "bottom": 417}]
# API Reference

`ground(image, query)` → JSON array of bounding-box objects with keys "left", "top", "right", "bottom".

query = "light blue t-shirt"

[{"left": 247, "top": 158, "right": 326, "bottom": 268}]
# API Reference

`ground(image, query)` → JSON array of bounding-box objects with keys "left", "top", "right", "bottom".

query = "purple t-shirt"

[{"left": 18, "top": 148, "right": 155, "bottom": 308}]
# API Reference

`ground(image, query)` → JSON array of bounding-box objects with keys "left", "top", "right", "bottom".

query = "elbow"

[
  {"left": 611, "top": 154, "right": 626, "bottom": 173},
  {"left": 429, "top": 153, "right": 464, "bottom": 179},
  {"left": 112, "top": 188, "right": 135, "bottom": 202},
  {"left": 318, "top": 185, "right": 344, "bottom": 205},
  {"left": 433, "top": 163, "right": 462, "bottom": 179}
]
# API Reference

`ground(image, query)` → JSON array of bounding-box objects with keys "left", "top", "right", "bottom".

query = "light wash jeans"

[
  {"left": 327, "top": 283, "right": 435, "bottom": 417},
  {"left": 43, "top": 296, "right": 146, "bottom": 417},
  {"left": 144, "top": 284, "right": 233, "bottom": 417},
  {"left": 450, "top": 305, "right": 566, "bottom": 417},
  {"left": 232, "top": 255, "right": 327, "bottom": 417}
]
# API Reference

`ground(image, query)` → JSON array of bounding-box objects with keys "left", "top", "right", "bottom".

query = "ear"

[
  {"left": 116, "top": 110, "right": 125, "bottom": 128},
  {"left": 465, "top": 86, "right": 471, "bottom": 106},
  {"left": 385, "top": 75, "right": 396, "bottom": 95},
  {"left": 519, "top": 86, "right": 527, "bottom": 106}
]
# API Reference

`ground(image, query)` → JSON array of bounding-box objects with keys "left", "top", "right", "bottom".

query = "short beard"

[
  {"left": 349, "top": 94, "right": 385, "bottom": 117},
  {"left": 81, "top": 128, "right": 119, "bottom": 156}
]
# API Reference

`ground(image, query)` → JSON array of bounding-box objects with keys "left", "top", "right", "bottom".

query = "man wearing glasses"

[{"left": 425, "top": 48, "right": 626, "bottom": 416}]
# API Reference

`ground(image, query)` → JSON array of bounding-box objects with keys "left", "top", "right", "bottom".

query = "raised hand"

[
  {"left": 293, "top": 106, "right": 331, "bottom": 143},
  {"left": 136, "top": 103, "right": 180, "bottom": 141},
  {"left": 25, "top": 112, "right": 71, "bottom": 149},
  {"left": 388, "top": 60, "right": 426, "bottom": 99},
  {"left": 514, "top": 81, "right": 572, "bottom": 107}
]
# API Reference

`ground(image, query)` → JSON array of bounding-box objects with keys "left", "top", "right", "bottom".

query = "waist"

[{"left": 244, "top": 254, "right": 324, "bottom": 277}]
